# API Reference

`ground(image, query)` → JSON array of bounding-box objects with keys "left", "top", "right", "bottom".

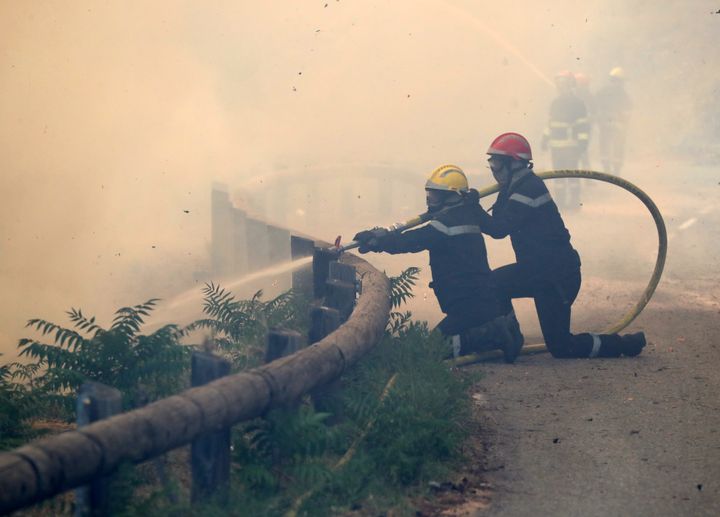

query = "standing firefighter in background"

[
  {"left": 467, "top": 133, "right": 647, "bottom": 359},
  {"left": 574, "top": 72, "right": 595, "bottom": 170},
  {"left": 353, "top": 165, "right": 524, "bottom": 363},
  {"left": 541, "top": 70, "right": 590, "bottom": 210},
  {"left": 595, "top": 67, "right": 633, "bottom": 176}
]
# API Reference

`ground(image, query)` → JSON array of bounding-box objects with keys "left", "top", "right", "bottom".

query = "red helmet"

[
  {"left": 555, "top": 69, "right": 576, "bottom": 87},
  {"left": 487, "top": 132, "right": 533, "bottom": 161},
  {"left": 574, "top": 72, "right": 589, "bottom": 86}
]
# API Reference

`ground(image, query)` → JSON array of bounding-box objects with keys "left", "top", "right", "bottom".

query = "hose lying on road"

[{"left": 453, "top": 169, "right": 668, "bottom": 366}]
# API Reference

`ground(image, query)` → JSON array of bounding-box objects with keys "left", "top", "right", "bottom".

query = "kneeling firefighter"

[
  {"left": 353, "top": 165, "right": 524, "bottom": 363},
  {"left": 468, "top": 132, "right": 646, "bottom": 358}
]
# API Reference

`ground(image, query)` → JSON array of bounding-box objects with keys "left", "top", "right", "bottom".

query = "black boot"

[
  {"left": 621, "top": 332, "right": 646, "bottom": 357},
  {"left": 499, "top": 312, "right": 524, "bottom": 364}
]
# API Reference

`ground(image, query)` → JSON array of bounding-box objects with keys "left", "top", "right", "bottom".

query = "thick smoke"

[{"left": 1, "top": 1, "right": 717, "bottom": 356}]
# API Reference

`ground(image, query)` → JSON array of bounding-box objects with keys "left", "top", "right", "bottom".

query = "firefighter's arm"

[
  {"left": 353, "top": 224, "right": 437, "bottom": 254},
  {"left": 471, "top": 201, "right": 532, "bottom": 239}
]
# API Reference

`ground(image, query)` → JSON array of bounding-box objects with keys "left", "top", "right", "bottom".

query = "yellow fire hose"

[{"left": 453, "top": 169, "right": 667, "bottom": 366}]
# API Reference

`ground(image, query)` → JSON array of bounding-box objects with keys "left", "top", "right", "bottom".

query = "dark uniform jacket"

[
  {"left": 379, "top": 203, "right": 504, "bottom": 335},
  {"left": 474, "top": 169, "right": 580, "bottom": 280},
  {"left": 544, "top": 93, "right": 590, "bottom": 151}
]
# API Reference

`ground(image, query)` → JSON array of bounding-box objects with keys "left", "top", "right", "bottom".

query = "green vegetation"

[
  {"left": 15, "top": 300, "right": 190, "bottom": 414},
  {"left": 185, "top": 283, "right": 310, "bottom": 371},
  {"left": 0, "top": 355, "right": 40, "bottom": 449},
  {"left": 2, "top": 268, "right": 477, "bottom": 516}
]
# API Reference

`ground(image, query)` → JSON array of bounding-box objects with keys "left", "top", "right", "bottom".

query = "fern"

[
  {"left": 16, "top": 300, "right": 190, "bottom": 416},
  {"left": 185, "top": 283, "right": 310, "bottom": 371},
  {"left": 0, "top": 355, "right": 42, "bottom": 448},
  {"left": 389, "top": 267, "right": 420, "bottom": 309},
  {"left": 387, "top": 310, "right": 413, "bottom": 336},
  {"left": 385, "top": 267, "right": 420, "bottom": 335}
]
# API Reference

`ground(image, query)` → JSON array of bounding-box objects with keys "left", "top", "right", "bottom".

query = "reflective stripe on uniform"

[
  {"left": 589, "top": 333, "right": 602, "bottom": 358},
  {"left": 508, "top": 192, "right": 552, "bottom": 208},
  {"left": 452, "top": 335, "right": 461, "bottom": 359},
  {"left": 428, "top": 220, "right": 482, "bottom": 236}
]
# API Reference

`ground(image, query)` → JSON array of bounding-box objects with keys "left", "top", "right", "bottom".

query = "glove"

[
  {"left": 461, "top": 188, "right": 480, "bottom": 206},
  {"left": 353, "top": 227, "right": 389, "bottom": 254}
]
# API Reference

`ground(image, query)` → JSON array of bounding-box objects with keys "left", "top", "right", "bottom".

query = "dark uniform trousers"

[{"left": 492, "top": 264, "right": 625, "bottom": 358}]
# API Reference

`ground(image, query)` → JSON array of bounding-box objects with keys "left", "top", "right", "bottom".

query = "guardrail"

[{"left": 0, "top": 219, "right": 391, "bottom": 515}]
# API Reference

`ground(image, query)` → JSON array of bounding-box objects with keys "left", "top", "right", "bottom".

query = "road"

[{"left": 473, "top": 298, "right": 720, "bottom": 516}]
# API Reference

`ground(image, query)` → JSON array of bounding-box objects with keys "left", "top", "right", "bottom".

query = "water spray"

[{"left": 145, "top": 256, "right": 315, "bottom": 331}]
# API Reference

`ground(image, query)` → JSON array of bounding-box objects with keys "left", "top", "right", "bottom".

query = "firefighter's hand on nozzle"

[
  {"left": 353, "top": 227, "right": 389, "bottom": 254},
  {"left": 462, "top": 188, "right": 480, "bottom": 206}
]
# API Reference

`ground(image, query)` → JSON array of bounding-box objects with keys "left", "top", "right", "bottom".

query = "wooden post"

[
  {"left": 266, "top": 329, "right": 303, "bottom": 363},
  {"left": 309, "top": 306, "right": 341, "bottom": 345},
  {"left": 291, "top": 236, "right": 315, "bottom": 297},
  {"left": 325, "top": 262, "right": 357, "bottom": 322},
  {"left": 74, "top": 382, "right": 122, "bottom": 517},
  {"left": 191, "top": 352, "right": 232, "bottom": 504}
]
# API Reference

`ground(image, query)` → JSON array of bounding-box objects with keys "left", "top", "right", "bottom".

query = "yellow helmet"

[
  {"left": 609, "top": 66, "right": 625, "bottom": 79},
  {"left": 425, "top": 164, "right": 468, "bottom": 193}
]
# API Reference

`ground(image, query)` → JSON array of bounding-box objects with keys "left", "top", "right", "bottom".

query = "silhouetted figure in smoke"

[
  {"left": 595, "top": 67, "right": 633, "bottom": 176},
  {"left": 574, "top": 72, "right": 595, "bottom": 171},
  {"left": 541, "top": 71, "right": 590, "bottom": 210}
]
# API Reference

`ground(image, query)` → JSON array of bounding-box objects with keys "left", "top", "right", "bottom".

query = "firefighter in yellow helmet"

[
  {"left": 595, "top": 66, "right": 633, "bottom": 176},
  {"left": 353, "top": 165, "right": 524, "bottom": 362}
]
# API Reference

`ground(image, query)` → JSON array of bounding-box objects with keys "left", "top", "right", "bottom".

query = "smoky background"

[{"left": 1, "top": 0, "right": 718, "bottom": 358}]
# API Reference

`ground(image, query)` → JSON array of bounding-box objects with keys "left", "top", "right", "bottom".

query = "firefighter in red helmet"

[
  {"left": 465, "top": 132, "right": 646, "bottom": 359},
  {"left": 541, "top": 71, "right": 590, "bottom": 209},
  {"left": 573, "top": 72, "right": 595, "bottom": 170}
]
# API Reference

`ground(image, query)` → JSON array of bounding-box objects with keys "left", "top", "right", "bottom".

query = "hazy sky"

[{"left": 1, "top": 1, "right": 718, "bottom": 356}]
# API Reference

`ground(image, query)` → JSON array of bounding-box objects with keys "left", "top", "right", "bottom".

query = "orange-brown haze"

[{"left": 1, "top": 1, "right": 717, "bottom": 359}]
